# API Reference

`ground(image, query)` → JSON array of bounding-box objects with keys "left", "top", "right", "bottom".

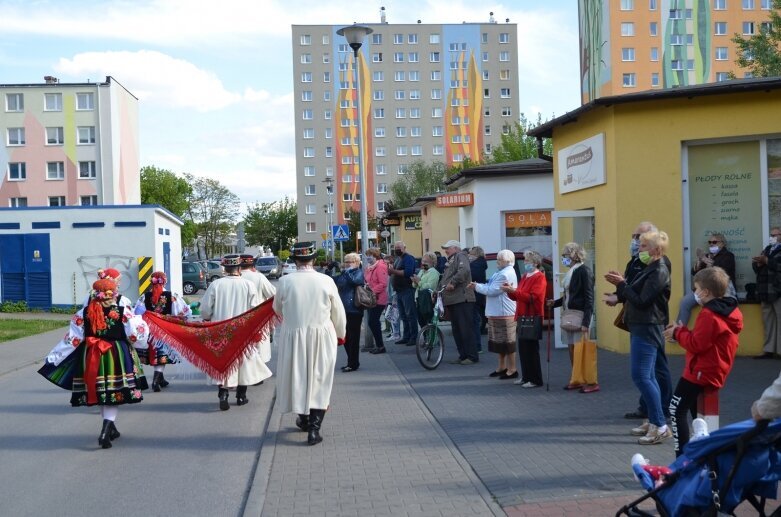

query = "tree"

[
  {"left": 343, "top": 208, "right": 379, "bottom": 253},
  {"left": 488, "top": 113, "right": 553, "bottom": 164},
  {"left": 140, "top": 165, "right": 197, "bottom": 246},
  {"left": 184, "top": 173, "right": 241, "bottom": 259},
  {"left": 244, "top": 196, "right": 298, "bottom": 254},
  {"left": 730, "top": 0, "right": 781, "bottom": 78},
  {"left": 389, "top": 160, "right": 448, "bottom": 209}
]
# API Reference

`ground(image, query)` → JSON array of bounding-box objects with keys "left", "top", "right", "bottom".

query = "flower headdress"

[
  {"left": 150, "top": 271, "right": 167, "bottom": 304},
  {"left": 97, "top": 268, "right": 122, "bottom": 281},
  {"left": 86, "top": 278, "right": 118, "bottom": 334}
]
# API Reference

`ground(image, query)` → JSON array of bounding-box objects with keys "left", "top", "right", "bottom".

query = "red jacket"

[
  {"left": 673, "top": 298, "right": 743, "bottom": 388},
  {"left": 507, "top": 271, "right": 546, "bottom": 321}
]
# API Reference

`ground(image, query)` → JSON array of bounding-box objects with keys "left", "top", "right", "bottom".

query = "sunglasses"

[
  {"left": 707, "top": 240, "right": 720, "bottom": 244},
  {"left": 631, "top": 234, "right": 641, "bottom": 239}
]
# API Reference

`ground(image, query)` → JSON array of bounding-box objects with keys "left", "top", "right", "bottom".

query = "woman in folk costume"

[
  {"left": 81, "top": 268, "right": 133, "bottom": 309},
  {"left": 38, "top": 278, "right": 149, "bottom": 449},
  {"left": 273, "top": 242, "right": 346, "bottom": 445},
  {"left": 133, "top": 271, "right": 191, "bottom": 391}
]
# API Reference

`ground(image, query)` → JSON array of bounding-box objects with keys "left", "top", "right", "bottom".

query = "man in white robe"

[
  {"left": 200, "top": 254, "right": 271, "bottom": 410},
  {"left": 273, "top": 242, "right": 346, "bottom": 445}
]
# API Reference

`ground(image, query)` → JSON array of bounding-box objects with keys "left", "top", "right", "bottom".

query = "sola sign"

[
  {"left": 557, "top": 133, "right": 606, "bottom": 194},
  {"left": 436, "top": 192, "right": 474, "bottom": 207}
]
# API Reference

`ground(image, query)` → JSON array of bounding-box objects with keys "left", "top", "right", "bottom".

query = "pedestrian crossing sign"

[{"left": 333, "top": 224, "right": 350, "bottom": 242}]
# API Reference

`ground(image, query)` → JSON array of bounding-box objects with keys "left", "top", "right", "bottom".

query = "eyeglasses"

[
  {"left": 707, "top": 240, "right": 720, "bottom": 244},
  {"left": 631, "top": 234, "right": 641, "bottom": 239},
  {"left": 772, "top": 234, "right": 781, "bottom": 238}
]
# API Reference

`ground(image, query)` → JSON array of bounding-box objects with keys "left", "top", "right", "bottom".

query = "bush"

[
  {"left": 278, "top": 250, "right": 291, "bottom": 261},
  {"left": 49, "top": 305, "right": 81, "bottom": 314},
  {"left": 0, "top": 300, "right": 29, "bottom": 313}
]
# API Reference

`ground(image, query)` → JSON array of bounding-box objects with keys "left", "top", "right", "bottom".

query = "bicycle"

[{"left": 415, "top": 288, "right": 446, "bottom": 370}]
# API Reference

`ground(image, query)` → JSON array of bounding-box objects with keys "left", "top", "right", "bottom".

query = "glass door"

[{"left": 551, "top": 210, "right": 596, "bottom": 348}]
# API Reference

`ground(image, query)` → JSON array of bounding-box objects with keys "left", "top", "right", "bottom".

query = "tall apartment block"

[
  {"left": 1, "top": 76, "right": 140, "bottom": 208},
  {"left": 579, "top": 0, "right": 775, "bottom": 103},
  {"left": 292, "top": 16, "right": 519, "bottom": 244}
]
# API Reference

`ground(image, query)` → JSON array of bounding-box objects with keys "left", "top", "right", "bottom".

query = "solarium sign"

[{"left": 557, "top": 133, "right": 606, "bottom": 194}]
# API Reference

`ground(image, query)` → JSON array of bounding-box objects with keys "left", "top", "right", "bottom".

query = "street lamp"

[
  {"left": 337, "top": 23, "right": 373, "bottom": 266},
  {"left": 323, "top": 177, "right": 334, "bottom": 261}
]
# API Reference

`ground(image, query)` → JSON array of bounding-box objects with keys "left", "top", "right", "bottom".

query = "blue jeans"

[
  {"left": 636, "top": 336, "right": 673, "bottom": 418},
  {"left": 396, "top": 288, "right": 418, "bottom": 342},
  {"left": 630, "top": 324, "right": 667, "bottom": 427}
]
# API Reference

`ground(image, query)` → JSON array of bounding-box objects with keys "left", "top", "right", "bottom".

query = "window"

[
  {"left": 432, "top": 126, "right": 443, "bottom": 137},
  {"left": 341, "top": 156, "right": 352, "bottom": 164},
  {"left": 502, "top": 124, "right": 511, "bottom": 135},
  {"left": 8, "top": 162, "right": 26, "bottom": 180},
  {"left": 501, "top": 107, "right": 512, "bottom": 117},
  {"left": 47, "top": 161, "right": 65, "bottom": 180},
  {"left": 394, "top": 89, "right": 406, "bottom": 100},
  {"left": 671, "top": 34, "right": 684, "bottom": 45},
  {"left": 499, "top": 32, "right": 510, "bottom": 43},
  {"left": 301, "top": 90, "right": 312, "bottom": 101},
  {"left": 431, "top": 107, "right": 442, "bottom": 118},
  {"left": 651, "top": 72, "right": 660, "bottom": 87},
  {"left": 303, "top": 147, "right": 314, "bottom": 157},
  {"left": 622, "top": 48, "right": 636, "bottom": 61},
  {"left": 80, "top": 195, "right": 98, "bottom": 206},
  {"left": 395, "top": 108, "right": 406, "bottom": 119},
  {"left": 715, "top": 22, "right": 727, "bottom": 35},
  {"left": 323, "top": 53, "right": 330, "bottom": 63},
  {"left": 342, "top": 193, "right": 353, "bottom": 202},
  {"left": 409, "top": 71, "right": 419, "bottom": 81},
  {"left": 484, "top": 107, "right": 491, "bottom": 117},
  {"left": 305, "top": 184, "right": 315, "bottom": 195},
  {"left": 743, "top": 22, "right": 755, "bottom": 35},
  {"left": 651, "top": 47, "right": 659, "bottom": 61},
  {"left": 716, "top": 72, "right": 730, "bottom": 81},
  {"left": 622, "top": 22, "right": 635, "bottom": 36},
  {"left": 484, "top": 88, "right": 490, "bottom": 98},
  {"left": 452, "top": 153, "right": 463, "bottom": 163},
  {"left": 410, "top": 108, "right": 421, "bottom": 119},
  {"left": 482, "top": 70, "right": 489, "bottom": 81},
  {"left": 394, "top": 71, "right": 405, "bottom": 82},
  {"left": 377, "top": 202, "right": 386, "bottom": 213},
  {"left": 762, "top": 21, "right": 773, "bottom": 32},
  {"left": 408, "top": 33, "right": 418, "bottom": 44},
  {"left": 430, "top": 51, "right": 440, "bottom": 62},
  {"left": 623, "top": 73, "right": 636, "bottom": 87},
  {"left": 396, "top": 146, "right": 407, "bottom": 156},
  {"left": 300, "top": 53, "right": 311, "bottom": 64},
  {"left": 49, "top": 196, "right": 66, "bottom": 207},
  {"left": 305, "top": 222, "right": 316, "bottom": 233},
  {"left": 429, "top": 33, "right": 440, "bottom": 44},
  {"left": 500, "top": 88, "right": 511, "bottom": 98},
  {"left": 372, "top": 52, "right": 382, "bottom": 63},
  {"left": 305, "top": 204, "right": 316, "bottom": 215},
  {"left": 44, "top": 93, "right": 62, "bottom": 111},
  {"left": 621, "top": 0, "right": 634, "bottom": 8},
  {"left": 670, "top": 9, "right": 682, "bottom": 19},
  {"left": 394, "top": 52, "right": 404, "bottom": 62},
  {"left": 410, "top": 126, "right": 421, "bottom": 137},
  {"left": 481, "top": 32, "right": 488, "bottom": 44},
  {"left": 7, "top": 128, "right": 25, "bottom": 146},
  {"left": 377, "top": 183, "right": 388, "bottom": 194},
  {"left": 375, "top": 127, "right": 386, "bottom": 137},
  {"left": 6, "top": 93, "right": 23, "bottom": 112},
  {"left": 374, "top": 108, "right": 385, "bottom": 118},
  {"left": 301, "top": 72, "right": 312, "bottom": 82},
  {"left": 743, "top": 0, "right": 755, "bottom": 8},
  {"left": 409, "top": 52, "right": 419, "bottom": 62},
  {"left": 338, "top": 43, "right": 349, "bottom": 52},
  {"left": 650, "top": 22, "right": 658, "bottom": 36},
  {"left": 500, "top": 69, "right": 510, "bottom": 80},
  {"left": 302, "top": 109, "right": 313, "bottom": 120},
  {"left": 77, "top": 126, "right": 96, "bottom": 144},
  {"left": 649, "top": 0, "right": 657, "bottom": 9},
  {"left": 762, "top": 0, "right": 771, "bottom": 8},
  {"left": 372, "top": 33, "right": 382, "bottom": 44},
  {"left": 430, "top": 70, "right": 441, "bottom": 81},
  {"left": 322, "top": 34, "right": 329, "bottom": 45},
  {"left": 375, "top": 164, "right": 386, "bottom": 175},
  {"left": 46, "top": 127, "right": 64, "bottom": 145},
  {"left": 302, "top": 128, "right": 315, "bottom": 140},
  {"left": 373, "top": 90, "right": 385, "bottom": 101},
  {"left": 373, "top": 71, "right": 384, "bottom": 82},
  {"left": 300, "top": 34, "right": 311, "bottom": 45},
  {"left": 671, "top": 59, "right": 684, "bottom": 70},
  {"left": 323, "top": 91, "right": 331, "bottom": 101},
  {"left": 323, "top": 72, "right": 331, "bottom": 82},
  {"left": 393, "top": 33, "right": 403, "bottom": 44},
  {"left": 716, "top": 47, "right": 728, "bottom": 60},
  {"left": 431, "top": 88, "right": 442, "bottom": 99},
  {"left": 397, "top": 164, "right": 408, "bottom": 174},
  {"left": 325, "top": 146, "right": 332, "bottom": 157},
  {"left": 432, "top": 144, "right": 443, "bottom": 155},
  {"left": 714, "top": 0, "right": 726, "bottom": 8},
  {"left": 484, "top": 125, "right": 491, "bottom": 135},
  {"left": 499, "top": 51, "right": 510, "bottom": 62},
  {"left": 376, "top": 146, "right": 386, "bottom": 156},
  {"left": 482, "top": 52, "right": 489, "bottom": 62},
  {"left": 304, "top": 166, "right": 316, "bottom": 177},
  {"left": 326, "top": 167, "right": 333, "bottom": 177},
  {"left": 451, "top": 134, "right": 461, "bottom": 143},
  {"left": 79, "top": 161, "right": 96, "bottom": 178},
  {"left": 76, "top": 92, "right": 94, "bottom": 110},
  {"left": 9, "top": 197, "right": 27, "bottom": 207},
  {"left": 409, "top": 89, "right": 420, "bottom": 100},
  {"left": 396, "top": 126, "right": 407, "bottom": 137},
  {"left": 343, "top": 211, "right": 351, "bottom": 220}
]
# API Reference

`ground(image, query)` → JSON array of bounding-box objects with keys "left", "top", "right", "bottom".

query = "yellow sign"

[
  {"left": 504, "top": 211, "right": 551, "bottom": 229},
  {"left": 321, "top": 233, "right": 328, "bottom": 240}
]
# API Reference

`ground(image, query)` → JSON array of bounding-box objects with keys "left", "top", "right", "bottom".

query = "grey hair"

[
  {"left": 523, "top": 250, "right": 543, "bottom": 267},
  {"left": 562, "top": 242, "right": 587, "bottom": 262},
  {"left": 710, "top": 233, "right": 727, "bottom": 246},
  {"left": 496, "top": 249, "right": 515, "bottom": 263},
  {"left": 469, "top": 246, "right": 485, "bottom": 258},
  {"left": 637, "top": 221, "right": 658, "bottom": 233},
  {"left": 422, "top": 251, "right": 437, "bottom": 264}
]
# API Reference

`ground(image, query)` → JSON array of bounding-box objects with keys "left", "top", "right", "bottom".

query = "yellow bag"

[{"left": 569, "top": 336, "right": 598, "bottom": 386}]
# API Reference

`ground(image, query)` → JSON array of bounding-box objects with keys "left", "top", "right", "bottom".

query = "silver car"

[{"left": 255, "top": 256, "right": 282, "bottom": 279}]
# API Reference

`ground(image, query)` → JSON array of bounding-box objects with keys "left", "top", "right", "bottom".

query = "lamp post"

[
  {"left": 323, "top": 177, "right": 334, "bottom": 261},
  {"left": 337, "top": 23, "right": 373, "bottom": 267}
]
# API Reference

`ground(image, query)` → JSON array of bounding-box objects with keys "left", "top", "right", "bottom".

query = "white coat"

[
  {"left": 273, "top": 269, "right": 346, "bottom": 414},
  {"left": 241, "top": 269, "right": 276, "bottom": 363}
]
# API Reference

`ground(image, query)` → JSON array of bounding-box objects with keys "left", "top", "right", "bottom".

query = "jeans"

[
  {"left": 630, "top": 324, "right": 667, "bottom": 427},
  {"left": 396, "top": 288, "right": 418, "bottom": 342},
  {"left": 367, "top": 305, "right": 386, "bottom": 348},
  {"left": 635, "top": 337, "right": 673, "bottom": 418}
]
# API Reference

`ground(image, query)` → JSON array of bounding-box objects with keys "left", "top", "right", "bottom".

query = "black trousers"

[
  {"left": 517, "top": 337, "right": 543, "bottom": 386},
  {"left": 669, "top": 377, "right": 704, "bottom": 457},
  {"left": 448, "top": 301, "right": 478, "bottom": 362},
  {"left": 344, "top": 313, "right": 363, "bottom": 369}
]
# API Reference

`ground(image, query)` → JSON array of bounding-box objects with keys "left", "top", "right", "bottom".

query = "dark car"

[
  {"left": 255, "top": 256, "right": 282, "bottom": 279},
  {"left": 182, "top": 261, "right": 208, "bottom": 295}
]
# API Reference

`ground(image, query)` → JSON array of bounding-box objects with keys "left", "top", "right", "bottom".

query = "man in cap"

[
  {"left": 439, "top": 240, "right": 479, "bottom": 364},
  {"left": 239, "top": 253, "right": 276, "bottom": 385},
  {"left": 200, "top": 254, "right": 266, "bottom": 410}
]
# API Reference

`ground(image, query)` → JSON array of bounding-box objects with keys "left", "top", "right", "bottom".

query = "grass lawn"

[{"left": 0, "top": 319, "right": 68, "bottom": 343}]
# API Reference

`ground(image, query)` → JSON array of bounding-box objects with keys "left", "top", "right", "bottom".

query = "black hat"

[
  {"left": 239, "top": 253, "right": 255, "bottom": 265},
  {"left": 221, "top": 254, "right": 242, "bottom": 267},
  {"left": 291, "top": 241, "right": 317, "bottom": 259}
]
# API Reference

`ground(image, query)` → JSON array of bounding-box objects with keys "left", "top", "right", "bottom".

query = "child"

[{"left": 664, "top": 266, "right": 743, "bottom": 456}]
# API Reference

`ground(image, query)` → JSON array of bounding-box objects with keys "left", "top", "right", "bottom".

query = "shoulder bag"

[
  {"left": 354, "top": 284, "right": 377, "bottom": 309},
  {"left": 517, "top": 293, "right": 543, "bottom": 341},
  {"left": 560, "top": 309, "right": 584, "bottom": 332}
]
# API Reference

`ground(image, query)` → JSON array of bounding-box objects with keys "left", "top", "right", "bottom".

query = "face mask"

[
  {"left": 422, "top": 264, "right": 430, "bottom": 270},
  {"left": 561, "top": 257, "right": 572, "bottom": 268},
  {"left": 638, "top": 251, "right": 652, "bottom": 265},
  {"left": 367, "top": 257, "right": 376, "bottom": 265},
  {"left": 693, "top": 292, "right": 703, "bottom": 306},
  {"left": 770, "top": 237, "right": 779, "bottom": 246},
  {"left": 630, "top": 239, "right": 640, "bottom": 257},
  {"left": 524, "top": 263, "right": 536, "bottom": 273},
  {"left": 394, "top": 249, "right": 403, "bottom": 256},
  {"left": 708, "top": 246, "right": 719, "bottom": 255}
]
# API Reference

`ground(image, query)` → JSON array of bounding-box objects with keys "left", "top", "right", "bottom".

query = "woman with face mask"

[
  {"left": 364, "top": 248, "right": 389, "bottom": 354},
  {"left": 412, "top": 252, "right": 441, "bottom": 327},
  {"left": 676, "top": 233, "right": 736, "bottom": 326},
  {"left": 333, "top": 253, "right": 365, "bottom": 372}
]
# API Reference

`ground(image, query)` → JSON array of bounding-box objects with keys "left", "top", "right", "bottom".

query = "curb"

[{"left": 242, "top": 385, "right": 279, "bottom": 516}]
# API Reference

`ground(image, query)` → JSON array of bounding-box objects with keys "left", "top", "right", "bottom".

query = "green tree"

[
  {"left": 343, "top": 208, "right": 379, "bottom": 253},
  {"left": 488, "top": 113, "right": 553, "bottom": 164},
  {"left": 389, "top": 160, "right": 448, "bottom": 209},
  {"left": 730, "top": 0, "right": 781, "bottom": 78},
  {"left": 184, "top": 173, "right": 241, "bottom": 259},
  {"left": 140, "top": 165, "right": 197, "bottom": 246},
  {"left": 244, "top": 196, "right": 298, "bottom": 254}
]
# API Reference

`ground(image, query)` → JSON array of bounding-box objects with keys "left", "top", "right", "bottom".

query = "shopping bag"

[{"left": 569, "top": 335, "right": 598, "bottom": 386}]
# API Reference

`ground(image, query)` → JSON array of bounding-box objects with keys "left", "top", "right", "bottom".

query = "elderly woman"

[
  {"left": 412, "top": 252, "right": 441, "bottom": 327},
  {"left": 548, "top": 242, "right": 597, "bottom": 393},
  {"left": 470, "top": 250, "right": 518, "bottom": 379},
  {"left": 502, "top": 250, "right": 547, "bottom": 388},
  {"left": 364, "top": 248, "right": 389, "bottom": 354},
  {"left": 334, "top": 253, "right": 365, "bottom": 372},
  {"left": 606, "top": 230, "right": 673, "bottom": 445},
  {"left": 677, "top": 232, "right": 736, "bottom": 325}
]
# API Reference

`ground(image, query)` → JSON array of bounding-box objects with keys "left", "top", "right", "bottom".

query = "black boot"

[
  {"left": 108, "top": 421, "right": 120, "bottom": 441},
  {"left": 307, "top": 409, "right": 325, "bottom": 445},
  {"left": 152, "top": 371, "right": 162, "bottom": 392},
  {"left": 218, "top": 387, "right": 230, "bottom": 411},
  {"left": 236, "top": 385, "right": 249, "bottom": 406},
  {"left": 295, "top": 414, "right": 309, "bottom": 432},
  {"left": 159, "top": 371, "right": 170, "bottom": 388},
  {"left": 98, "top": 419, "right": 113, "bottom": 449}
]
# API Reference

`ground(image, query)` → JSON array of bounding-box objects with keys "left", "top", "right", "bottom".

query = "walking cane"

[{"left": 545, "top": 303, "right": 552, "bottom": 392}]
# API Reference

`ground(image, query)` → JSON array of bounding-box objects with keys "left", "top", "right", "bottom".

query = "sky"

[{"left": 0, "top": 0, "right": 581, "bottom": 209}]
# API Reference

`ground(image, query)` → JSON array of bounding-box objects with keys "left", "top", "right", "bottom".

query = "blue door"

[
  {"left": 0, "top": 234, "right": 52, "bottom": 307},
  {"left": 163, "top": 242, "right": 171, "bottom": 285}
]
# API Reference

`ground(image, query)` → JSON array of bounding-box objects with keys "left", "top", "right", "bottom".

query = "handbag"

[
  {"left": 354, "top": 284, "right": 377, "bottom": 309},
  {"left": 560, "top": 308, "right": 584, "bottom": 332},
  {"left": 517, "top": 294, "right": 542, "bottom": 341},
  {"left": 614, "top": 306, "right": 629, "bottom": 332}
]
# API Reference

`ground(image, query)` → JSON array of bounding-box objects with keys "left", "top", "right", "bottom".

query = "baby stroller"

[{"left": 617, "top": 419, "right": 781, "bottom": 517}]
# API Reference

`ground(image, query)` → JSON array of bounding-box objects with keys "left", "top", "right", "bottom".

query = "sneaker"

[
  {"left": 521, "top": 381, "right": 540, "bottom": 388},
  {"left": 513, "top": 378, "right": 526, "bottom": 385},
  {"left": 638, "top": 424, "right": 672, "bottom": 445},
  {"left": 448, "top": 358, "right": 463, "bottom": 364},
  {"left": 692, "top": 418, "right": 709, "bottom": 440},
  {"left": 630, "top": 420, "right": 650, "bottom": 436},
  {"left": 460, "top": 359, "right": 476, "bottom": 365}
]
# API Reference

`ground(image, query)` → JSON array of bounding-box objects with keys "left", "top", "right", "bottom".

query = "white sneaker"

[
  {"left": 638, "top": 424, "right": 672, "bottom": 445},
  {"left": 630, "top": 420, "right": 650, "bottom": 436},
  {"left": 513, "top": 379, "right": 525, "bottom": 385},
  {"left": 521, "top": 381, "right": 539, "bottom": 388},
  {"left": 692, "top": 418, "right": 710, "bottom": 440}
]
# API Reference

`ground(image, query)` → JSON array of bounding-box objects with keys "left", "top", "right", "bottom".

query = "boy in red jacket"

[{"left": 664, "top": 266, "right": 743, "bottom": 456}]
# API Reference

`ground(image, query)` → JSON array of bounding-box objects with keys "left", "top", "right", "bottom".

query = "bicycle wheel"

[{"left": 416, "top": 324, "right": 444, "bottom": 370}]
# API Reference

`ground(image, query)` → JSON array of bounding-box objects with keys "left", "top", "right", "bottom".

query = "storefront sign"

[
  {"left": 558, "top": 133, "right": 606, "bottom": 194},
  {"left": 436, "top": 192, "right": 474, "bottom": 207},
  {"left": 404, "top": 215, "right": 422, "bottom": 230},
  {"left": 382, "top": 218, "right": 401, "bottom": 226},
  {"left": 504, "top": 211, "right": 552, "bottom": 254},
  {"left": 504, "top": 211, "right": 551, "bottom": 228}
]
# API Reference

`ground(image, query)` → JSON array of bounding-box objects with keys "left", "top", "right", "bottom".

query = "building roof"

[
  {"left": 444, "top": 157, "right": 553, "bottom": 188},
  {"left": 388, "top": 206, "right": 422, "bottom": 216},
  {"left": 528, "top": 77, "right": 781, "bottom": 138},
  {"left": 0, "top": 76, "right": 138, "bottom": 99}
]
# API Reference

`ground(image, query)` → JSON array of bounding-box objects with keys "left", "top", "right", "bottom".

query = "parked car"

[
  {"left": 197, "top": 260, "right": 225, "bottom": 283},
  {"left": 182, "top": 261, "right": 208, "bottom": 295},
  {"left": 281, "top": 258, "right": 297, "bottom": 275},
  {"left": 255, "top": 256, "right": 282, "bottom": 279}
]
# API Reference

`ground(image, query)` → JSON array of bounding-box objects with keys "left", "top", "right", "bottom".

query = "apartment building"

[
  {"left": 292, "top": 16, "right": 520, "bottom": 244},
  {"left": 579, "top": 0, "right": 775, "bottom": 103},
  {"left": 1, "top": 75, "right": 140, "bottom": 208}
]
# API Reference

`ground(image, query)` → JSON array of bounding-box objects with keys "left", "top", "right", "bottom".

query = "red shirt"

[{"left": 506, "top": 271, "right": 547, "bottom": 320}]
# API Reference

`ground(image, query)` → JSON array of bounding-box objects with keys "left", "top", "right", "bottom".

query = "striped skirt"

[{"left": 487, "top": 316, "right": 517, "bottom": 354}]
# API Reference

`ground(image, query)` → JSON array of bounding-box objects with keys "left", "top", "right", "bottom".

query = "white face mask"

[
  {"left": 770, "top": 236, "right": 779, "bottom": 246},
  {"left": 708, "top": 246, "right": 720, "bottom": 255},
  {"left": 693, "top": 292, "right": 703, "bottom": 306}
]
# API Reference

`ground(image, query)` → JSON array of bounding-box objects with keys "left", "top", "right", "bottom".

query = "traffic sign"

[
  {"left": 321, "top": 233, "right": 328, "bottom": 240},
  {"left": 321, "top": 241, "right": 332, "bottom": 249},
  {"left": 333, "top": 224, "right": 350, "bottom": 242},
  {"left": 380, "top": 230, "right": 390, "bottom": 238}
]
